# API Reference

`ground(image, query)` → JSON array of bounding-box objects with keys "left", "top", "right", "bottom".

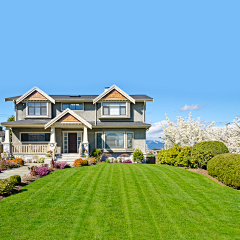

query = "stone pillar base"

[{"left": 3, "top": 143, "right": 11, "bottom": 154}]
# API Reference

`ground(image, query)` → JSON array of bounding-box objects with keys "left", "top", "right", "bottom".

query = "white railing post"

[{"left": 3, "top": 127, "right": 11, "bottom": 156}]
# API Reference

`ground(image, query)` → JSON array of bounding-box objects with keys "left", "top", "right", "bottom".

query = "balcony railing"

[{"left": 12, "top": 144, "right": 49, "bottom": 154}]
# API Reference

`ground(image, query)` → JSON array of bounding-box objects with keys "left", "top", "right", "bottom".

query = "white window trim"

[
  {"left": 62, "top": 131, "right": 82, "bottom": 153},
  {"left": 101, "top": 101, "right": 127, "bottom": 116},
  {"left": 20, "top": 131, "right": 51, "bottom": 143},
  {"left": 95, "top": 131, "right": 103, "bottom": 149},
  {"left": 102, "top": 130, "right": 134, "bottom": 150},
  {"left": 61, "top": 103, "right": 84, "bottom": 111},
  {"left": 25, "top": 101, "right": 49, "bottom": 118}
]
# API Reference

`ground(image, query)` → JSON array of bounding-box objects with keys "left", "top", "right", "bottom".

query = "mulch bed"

[{"left": 187, "top": 168, "right": 226, "bottom": 187}]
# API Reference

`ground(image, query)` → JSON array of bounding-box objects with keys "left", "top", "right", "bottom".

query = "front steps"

[{"left": 55, "top": 153, "right": 80, "bottom": 163}]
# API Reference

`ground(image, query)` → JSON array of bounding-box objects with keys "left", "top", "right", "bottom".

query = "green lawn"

[{"left": 0, "top": 164, "right": 239, "bottom": 239}]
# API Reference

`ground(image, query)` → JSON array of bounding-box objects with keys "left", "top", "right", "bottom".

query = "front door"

[{"left": 68, "top": 133, "right": 77, "bottom": 153}]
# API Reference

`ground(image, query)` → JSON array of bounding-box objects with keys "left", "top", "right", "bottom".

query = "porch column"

[
  {"left": 2, "top": 127, "right": 11, "bottom": 158},
  {"left": 48, "top": 126, "right": 57, "bottom": 151},
  {"left": 82, "top": 126, "right": 89, "bottom": 157}
]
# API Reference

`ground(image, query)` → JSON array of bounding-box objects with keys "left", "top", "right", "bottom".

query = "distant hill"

[{"left": 146, "top": 140, "right": 165, "bottom": 150}]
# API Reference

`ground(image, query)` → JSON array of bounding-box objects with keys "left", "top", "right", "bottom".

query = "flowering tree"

[
  {"left": 160, "top": 112, "right": 215, "bottom": 149},
  {"left": 207, "top": 117, "right": 240, "bottom": 154}
]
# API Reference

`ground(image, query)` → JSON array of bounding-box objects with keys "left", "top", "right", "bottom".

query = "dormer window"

[
  {"left": 102, "top": 102, "right": 126, "bottom": 115},
  {"left": 28, "top": 103, "right": 47, "bottom": 115}
]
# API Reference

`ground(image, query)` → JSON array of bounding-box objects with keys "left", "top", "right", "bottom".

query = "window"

[
  {"left": 28, "top": 103, "right": 47, "bottom": 115},
  {"left": 105, "top": 133, "right": 124, "bottom": 148},
  {"left": 102, "top": 102, "right": 126, "bottom": 115},
  {"left": 62, "top": 103, "right": 83, "bottom": 110},
  {"left": 127, "top": 133, "right": 133, "bottom": 148},
  {"left": 21, "top": 133, "right": 50, "bottom": 142},
  {"left": 96, "top": 133, "right": 102, "bottom": 148}
]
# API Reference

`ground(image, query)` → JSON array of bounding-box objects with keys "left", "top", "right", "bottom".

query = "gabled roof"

[
  {"left": 16, "top": 87, "right": 55, "bottom": 104},
  {"left": 93, "top": 85, "right": 135, "bottom": 104},
  {"left": 44, "top": 108, "right": 92, "bottom": 129}
]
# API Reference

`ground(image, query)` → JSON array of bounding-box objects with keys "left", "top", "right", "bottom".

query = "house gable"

[
  {"left": 57, "top": 113, "right": 80, "bottom": 123},
  {"left": 16, "top": 86, "right": 55, "bottom": 104},
  {"left": 26, "top": 91, "right": 47, "bottom": 100},
  {"left": 45, "top": 108, "right": 92, "bottom": 129},
  {"left": 93, "top": 85, "right": 135, "bottom": 104},
  {"left": 102, "top": 89, "right": 127, "bottom": 100}
]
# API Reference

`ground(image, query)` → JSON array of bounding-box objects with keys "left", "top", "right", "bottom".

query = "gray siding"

[
  {"left": 12, "top": 128, "right": 50, "bottom": 145},
  {"left": 15, "top": 101, "right": 145, "bottom": 123},
  {"left": 16, "top": 102, "right": 52, "bottom": 120}
]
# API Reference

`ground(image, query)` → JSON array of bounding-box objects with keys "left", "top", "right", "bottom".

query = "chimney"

[{"left": 104, "top": 87, "right": 110, "bottom": 92}]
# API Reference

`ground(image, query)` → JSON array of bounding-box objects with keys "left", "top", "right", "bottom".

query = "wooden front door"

[{"left": 68, "top": 133, "right": 77, "bottom": 153}]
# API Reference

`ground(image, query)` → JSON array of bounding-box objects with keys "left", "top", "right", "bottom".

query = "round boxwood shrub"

[
  {"left": 192, "top": 141, "right": 229, "bottom": 157},
  {"left": 9, "top": 175, "right": 21, "bottom": 186},
  {"left": 207, "top": 153, "right": 240, "bottom": 189},
  {"left": 133, "top": 148, "right": 144, "bottom": 163}
]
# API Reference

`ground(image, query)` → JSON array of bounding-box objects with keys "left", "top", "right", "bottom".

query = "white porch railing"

[{"left": 12, "top": 144, "right": 48, "bottom": 154}]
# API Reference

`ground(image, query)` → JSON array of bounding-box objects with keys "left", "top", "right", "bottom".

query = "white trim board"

[
  {"left": 16, "top": 86, "right": 55, "bottom": 104},
  {"left": 44, "top": 108, "right": 92, "bottom": 129},
  {"left": 93, "top": 85, "right": 135, "bottom": 104}
]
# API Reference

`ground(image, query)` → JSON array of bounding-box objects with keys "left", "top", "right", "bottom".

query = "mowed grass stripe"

[
  {"left": 0, "top": 166, "right": 97, "bottom": 239},
  {"left": 145, "top": 164, "right": 240, "bottom": 239},
  {"left": 0, "top": 164, "right": 239, "bottom": 239},
  {"left": 135, "top": 164, "right": 207, "bottom": 239},
  {"left": 133, "top": 164, "right": 185, "bottom": 240},
  {"left": 127, "top": 164, "right": 166, "bottom": 240}
]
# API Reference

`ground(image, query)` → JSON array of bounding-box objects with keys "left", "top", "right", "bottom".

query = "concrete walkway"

[{"left": 0, "top": 163, "right": 42, "bottom": 179}]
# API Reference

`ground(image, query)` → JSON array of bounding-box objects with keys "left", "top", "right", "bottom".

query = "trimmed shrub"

[
  {"left": 73, "top": 158, "right": 88, "bottom": 167},
  {"left": 192, "top": 141, "right": 229, "bottom": 158},
  {"left": 208, "top": 153, "right": 240, "bottom": 189},
  {"left": 10, "top": 175, "right": 21, "bottom": 186},
  {"left": 11, "top": 158, "right": 25, "bottom": 166},
  {"left": 106, "top": 159, "right": 111, "bottom": 163},
  {"left": 174, "top": 146, "right": 192, "bottom": 167},
  {"left": 157, "top": 146, "right": 183, "bottom": 165},
  {"left": 133, "top": 148, "right": 144, "bottom": 163},
  {"left": 91, "top": 148, "right": 102, "bottom": 158},
  {"left": 35, "top": 167, "right": 50, "bottom": 176},
  {"left": 190, "top": 150, "right": 213, "bottom": 169},
  {"left": 0, "top": 179, "right": 15, "bottom": 195}
]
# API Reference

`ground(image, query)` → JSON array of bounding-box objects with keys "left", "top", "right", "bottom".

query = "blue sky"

[{"left": 0, "top": 1, "right": 239, "bottom": 140}]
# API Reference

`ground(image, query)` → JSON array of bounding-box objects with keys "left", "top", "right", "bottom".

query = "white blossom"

[{"left": 160, "top": 112, "right": 215, "bottom": 149}]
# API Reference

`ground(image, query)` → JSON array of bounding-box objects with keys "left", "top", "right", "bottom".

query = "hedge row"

[
  {"left": 0, "top": 175, "right": 21, "bottom": 195},
  {"left": 157, "top": 141, "right": 229, "bottom": 169},
  {"left": 207, "top": 153, "right": 240, "bottom": 189}
]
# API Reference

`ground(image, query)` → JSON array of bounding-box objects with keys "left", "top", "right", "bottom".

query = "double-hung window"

[
  {"left": 28, "top": 103, "right": 47, "bottom": 115},
  {"left": 102, "top": 102, "right": 126, "bottom": 115}
]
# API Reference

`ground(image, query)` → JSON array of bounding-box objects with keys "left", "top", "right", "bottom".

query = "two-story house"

[{"left": 1, "top": 85, "right": 153, "bottom": 162}]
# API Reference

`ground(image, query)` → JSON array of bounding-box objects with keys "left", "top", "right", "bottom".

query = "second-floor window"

[
  {"left": 28, "top": 103, "right": 47, "bottom": 115},
  {"left": 62, "top": 103, "right": 83, "bottom": 110},
  {"left": 102, "top": 102, "right": 126, "bottom": 115}
]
